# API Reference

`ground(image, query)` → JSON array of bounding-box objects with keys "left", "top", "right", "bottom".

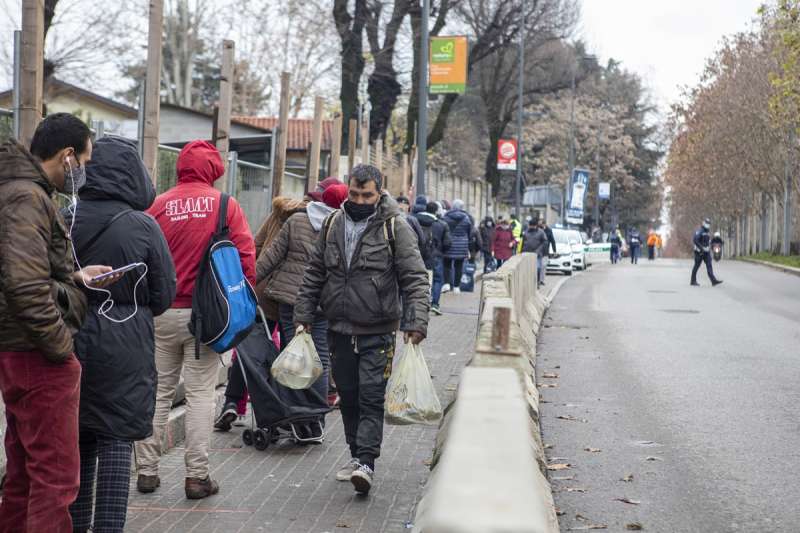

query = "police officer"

[{"left": 691, "top": 218, "right": 723, "bottom": 287}]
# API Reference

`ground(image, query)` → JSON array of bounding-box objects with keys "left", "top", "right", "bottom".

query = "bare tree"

[{"left": 334, "top": 0, "right": 370, "bottom": 150}]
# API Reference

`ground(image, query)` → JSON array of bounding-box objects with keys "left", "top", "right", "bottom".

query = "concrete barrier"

[{"left": 414, "top": 253, "right": 560, "bottom": 533}]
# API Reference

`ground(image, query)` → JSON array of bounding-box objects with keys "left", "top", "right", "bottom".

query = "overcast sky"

[{"left": 579, "top": 0, "right": 764, "bottom": 111}]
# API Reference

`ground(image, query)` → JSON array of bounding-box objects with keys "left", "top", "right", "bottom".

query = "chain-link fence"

[{"left": 0, "top": 109, "right": 13, "bottom": 144}]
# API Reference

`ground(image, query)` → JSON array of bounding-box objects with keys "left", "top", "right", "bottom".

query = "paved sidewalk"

[{"left": 126, "top": 288, "right": 480, "bottom": 533}]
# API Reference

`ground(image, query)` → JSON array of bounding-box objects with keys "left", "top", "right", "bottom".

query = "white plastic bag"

[
  {"left": 271, "top": 328, "right": 323, "bottom": 389},
  {"left": 385, "top": 343, "right": 443, "bottom": 425}
]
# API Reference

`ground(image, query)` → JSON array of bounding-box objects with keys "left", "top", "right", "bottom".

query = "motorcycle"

[{"left": 712, "top": 242, "right": 722, "bottom": 262}]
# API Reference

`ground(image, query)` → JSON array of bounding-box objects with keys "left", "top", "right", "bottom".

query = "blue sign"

[{"left": 566, "top": 168, "right": 590, "bottom": 225}]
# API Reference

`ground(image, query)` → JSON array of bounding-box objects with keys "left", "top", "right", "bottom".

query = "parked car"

[
  {"left": 548, "top": 229, "right": 574, "bottom": 276},
  {"left": 567, "top": 229, "right": 588, "bottom": 270}
]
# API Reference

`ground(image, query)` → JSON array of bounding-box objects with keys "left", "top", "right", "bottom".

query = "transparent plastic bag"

[
  {"left": 385, "top": 343, "right": 443, "bottom": 425},
  {"left": 271, "top": 328, "right": 323, "bottom": 389}
]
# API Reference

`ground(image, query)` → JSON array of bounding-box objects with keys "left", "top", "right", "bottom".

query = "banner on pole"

[
  {"left": 497, "top": 139, "right": 517, "bottom": 170},
  {"left": 430, "top": 36, "right": 468, "bottom": 94},
  {"left": 598, "top": 182, "right": 611, "bottom": 200},
  {"left": 566, "top": 168, "right": 590, "bottom": 225}
]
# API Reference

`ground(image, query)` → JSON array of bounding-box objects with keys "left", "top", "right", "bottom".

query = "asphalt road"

[{"left": 537, "top": 258, "right": 800, "bottom": 533}]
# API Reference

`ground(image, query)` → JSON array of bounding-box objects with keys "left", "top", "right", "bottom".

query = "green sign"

[{"left": 429, "top": 36, "right": 468, "bottom": 94}]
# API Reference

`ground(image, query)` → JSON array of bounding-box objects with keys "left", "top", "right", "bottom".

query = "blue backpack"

[{"left": 189, "top": 193, "right": 257, "bottom": 358}]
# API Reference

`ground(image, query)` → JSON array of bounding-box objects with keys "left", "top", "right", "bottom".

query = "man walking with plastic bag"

[{"left": 295, "top": 165, "right": 430, "bottom": 496}]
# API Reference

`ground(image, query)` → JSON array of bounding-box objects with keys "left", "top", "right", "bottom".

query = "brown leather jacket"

[
  {"left": 295, "top": 194, "right": 430, "bottom": 337},
  {"left": 0, "top": 141, "right": 87, "bottom": 362}
]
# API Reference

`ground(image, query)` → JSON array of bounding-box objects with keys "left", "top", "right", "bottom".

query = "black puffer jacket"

[{"left": 65, "top": 136, "right": 176, "bottom": 441}]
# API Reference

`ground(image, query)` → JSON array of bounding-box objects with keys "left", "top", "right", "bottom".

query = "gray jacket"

[
  {"left": 295, "top": 193, "right": 430, "bottom": 337},
  {"left": 522, "top": 227, "right": 550, "bottom": 258}
]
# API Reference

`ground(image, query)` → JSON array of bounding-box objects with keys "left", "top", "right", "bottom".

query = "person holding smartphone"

[
  {"left": 63, "top": 136, "right": 176, "bottom": 533},
  {"left": 0, "top": 114, "right": 119, "bottom": 532}
]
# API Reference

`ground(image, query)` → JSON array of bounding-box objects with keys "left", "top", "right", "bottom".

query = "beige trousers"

[{"left": 135, "top": 308, "right": 220, "bottom": 480}]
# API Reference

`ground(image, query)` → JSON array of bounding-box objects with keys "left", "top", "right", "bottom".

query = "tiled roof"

[{"left": 233, "top": 116, "right": 333, "bottom": 152}]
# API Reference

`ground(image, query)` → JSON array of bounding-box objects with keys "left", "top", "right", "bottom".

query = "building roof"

[
  {"left": 0, "top": 78, "right": 138, "bottom": 118},
  {"left": 233, "top": 116, "right": 333, "bottom": 152},
  {"left": 161, "top": 102, "right": 271, "bottom": 134}
]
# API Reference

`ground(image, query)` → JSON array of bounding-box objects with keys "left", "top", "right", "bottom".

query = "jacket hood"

[
  {"left": 176, "top": 140, "right": 224, "bottom": 185},
  {"left": 374, "top": 192, "right": 402, "bottom": 222},
  {"left": 80, "top": 136, "right": 155, "bottom": 210},
  {"left": 0, "top": 140, "right": 54, "bottom": 194},
  {"left": 272, "top": 196, "right": 307, "bottom": 219},
  {"left": 307, "top": 201, "right": 334, "bottom": 232},
  {"left": 412, "top": 195, "right": 428, "bottom": 214},
  {"left": 445, "top": 209, "right": 468, "bottom": 223},
  {"left": 417, "top": 211, "right": 437, "bottom": 227}
]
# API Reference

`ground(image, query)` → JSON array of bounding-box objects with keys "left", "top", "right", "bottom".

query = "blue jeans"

[
  {"left": 431, "top": 257, "right": 444, "bottom": 306},
  {"left": 536, "top": 255, "right": 545, "bottom": 284}
]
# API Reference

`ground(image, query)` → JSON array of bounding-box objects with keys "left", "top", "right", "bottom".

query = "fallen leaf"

[
  {"left": 541, "top": 383, "right": 558, "bottom": 388},
  {"left": 547, "top": 463, "right": 572, "bottom": 471},
  {"left": 584, "top": 447, "right": 602, "bottom": 453},
  {"left": 555, "top": 365, "right": 561, "bottom": 369},
  {"left": 625, "top": 523, "right": 644, "bottom": 531},
  {"left": 544, "top": 444, "right": 554, "bottom": 449},
  {"left": 557, "top": 415, "right": 588, "bottom": 423},
  {"left": 336, "top": 521, "right": 351, "bottom": 528},
  {"left": 556, "top": 508, "right": 566, "bottom": 516},
  {"left": 645, "top": 456, "right": 663, "bottom": 462},
  {"left": 543, "top": 372, "right": 560, "bottom": 379},
  {"left": 552, "top": 475, "right": 576, "bottom": 481},
  {"left": 575, "top": 513, "right": 590, "bottom": 522},
  {"left": 621, "top": 474, "right": 634, "bottom": 482},
  {"left": 566, "top": 487, "right": 588, "bottom": 493},
  {"left": 615, "top": 497, "right": 641, "bottom": 505},
  {"left": 567, "top": 526, "right": 608, "bottom": 531},
  {"left": 422, "top": 459, "right": 432, "bottom": 466}
]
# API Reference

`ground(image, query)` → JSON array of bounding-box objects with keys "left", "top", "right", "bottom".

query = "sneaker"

[
  {"left": 185, "top": 476, "right": 219, "bottom": 500},
  {"left": 712, "top": 280, "right": 723, "bottom": 287},
  {"left": 136, "top": 474, "right": 160, "bottom": 494},
  {"left": 351, "top": 464, "right": 374, "bottom": 494},
  {"left": 441, "top": 283, "right": 451, "bottom": 293},
  {"left": 431, "top": 304, "right": 443, "bottom": 316},
  {"left": 214, "top": 402, "right": 238, "bottom": 432},
  {"left": 336, "top": 458, "right": 361, "bottom": 482},
  {"left": 453, "top": 287, "right": 461, "bottom": 294},
  {"left": 690, "top": 282, "right": 700, "bottom": 286}
]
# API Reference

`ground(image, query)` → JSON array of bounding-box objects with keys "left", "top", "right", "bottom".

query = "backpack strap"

[
  {"left": 80, "top": 209, "right": 135, "bottom": 252},
  {"left": 217, "top": 193, "right": 230, "bottom": 235},
  {"left": 383, "top": 216, "right": 397, "bottom": 257},
  {"left": 323, "top": 210, "right": 342, "bottom": 242}
]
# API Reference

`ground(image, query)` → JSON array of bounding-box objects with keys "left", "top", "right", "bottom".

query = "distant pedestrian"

[
  {"left": 509, "top": 214, "right": 523, "bottom": 254},
  {"left": 416, "top": 201, "right": 452, "bottom": 315},
  {"left": 542, "top": 221, "right": 557, "bottom": 256},
  {"left": 522, "top": 219, "right": 549, "bottom": 286},
  {"left": 628, "top": 229, "right": 642, "bottom": 264},
  {"left": 396, "top": 195, "right": 429, "bottom": 266},
  {"left": 647, "top": 230, "right": 658, "bottom": 261},
  {"left": 412, "top": 195, "right": 428, "bottom": 215},
  {"left": 0, "top": 113, "right": 120, "bottom": 532},
  {"left": 294, "top": 164, "right": 429, "bottom": 495},
  {"left": 492, "top": 216, "right": 517, "bottom": 269},
  {"left": 64, "top": 136, "right": 177, "bottom": 533},
  {"left": 442, "top": 199, "right": 474, "bottom": 293},
  {"left": 609, "top": 227, "right": 622, "bottom": 264},
  {"left": 135, "top": 140, "right": 256, "bottom": 500},
  {"left": 691, "top": 218, "right": 723, "bottom": 287},
  {"left": 479, "top": 216, "right": 496, "bottom": 272}
]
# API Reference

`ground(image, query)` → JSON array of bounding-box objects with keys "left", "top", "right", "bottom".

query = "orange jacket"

[{"left": 647, "top": 234, "right": 659, "bottom": 247}]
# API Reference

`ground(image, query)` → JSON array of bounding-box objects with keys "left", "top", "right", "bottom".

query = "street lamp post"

[
  {"left": 416, "top": 0, "right": 430, "bottom": 197},
  {"left": 515, "top": 0, "right": 525, "bottom": 218}
]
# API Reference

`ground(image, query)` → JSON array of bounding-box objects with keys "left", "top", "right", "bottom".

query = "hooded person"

[
  {"left": 416, "top": 201, "right": 452, "bottom": 315},
  {"left": 492, "top": 216, "right": 517, "bottom": 268},
  {"left": 220, "top": 179, "right": 346, "bottom": 444},
  {"left": 412, "top": 195, "right": 428, "bottom": 215},
  {"left": 63, "top": 136, "right": 177, "bottom": 532},
  {"left": 135, "top": 140, "right": 256, "bottom": 500},
  {"left": 479, "top": 216, "right": 496, "bottom": 273},
  {"left": 442, "top": 199, "right": 475, "bottom": 292}
]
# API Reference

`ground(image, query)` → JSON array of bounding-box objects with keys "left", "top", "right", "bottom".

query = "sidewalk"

[{"left": 126, "top": 288, "right": 481, "bottom": 533}]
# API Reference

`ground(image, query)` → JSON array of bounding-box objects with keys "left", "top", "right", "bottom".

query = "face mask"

[
  {"left": 703, "top": 223, "right": 710, "bottom": 230},
  {"left": 344, "top": 201, "right": 377, "bottom": 222},
  {"left": 64, "top": 157, "right": 87, "bottom": 196},
  {"left": 486, "top": 222, "right": 493, "bottom": 227}
]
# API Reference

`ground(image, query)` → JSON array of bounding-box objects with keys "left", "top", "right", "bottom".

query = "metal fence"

[{"left": 0, "top": 109, "right": 13, "bottom": 144}]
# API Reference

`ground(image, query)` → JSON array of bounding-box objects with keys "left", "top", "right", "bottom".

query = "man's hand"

[
  {"left": 404, "top": 331, "right": 425, "bottom": 345},
  {"left": 74, "top": 265, "right": 122, "bottom": 289},
  {"left": 296, "top": 323, "right": 312, "bottom": 334}
]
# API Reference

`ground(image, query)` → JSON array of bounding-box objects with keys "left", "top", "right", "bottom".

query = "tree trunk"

[
  {"left": 368, "top": 57, "right": 402, "bottom": 142},
  {"left": 334, "top": 0, "right": 368, "bottom": 154}
]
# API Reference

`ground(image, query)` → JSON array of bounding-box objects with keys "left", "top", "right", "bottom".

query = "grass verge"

[{"left": 744, "top": 252, "right": 800, "bottom": 269}]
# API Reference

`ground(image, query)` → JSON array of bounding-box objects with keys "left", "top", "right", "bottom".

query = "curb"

[{"left": 738, "top": 257, "right": 800, "bottom": 277}]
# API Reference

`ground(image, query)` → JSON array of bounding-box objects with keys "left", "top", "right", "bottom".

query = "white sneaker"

[
  {"left": 351, "top": 464, "right": 374, "bottom": 494},
  {"left": 336, "top": 458, "right": 360, "bottom": 482},
  {"left": 453, "top": 287, "right": 461, "bottom": 294},
  {"left": 442, "top": 284, "right": 451, "bottom": 293}
]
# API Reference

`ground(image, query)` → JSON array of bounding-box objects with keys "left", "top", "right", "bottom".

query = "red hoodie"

[{"left": 147, "top": 140, "right": 256, "bottom": 308}]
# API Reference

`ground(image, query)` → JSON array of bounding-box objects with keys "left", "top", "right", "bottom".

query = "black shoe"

[
  {"left": 431, "top": 304, "right": 443, "bottom": 316},
  {"left": 712, "top": 280, "right": 723, "bottom": 287},
  {"left": 690, "top": 282, "right": 700, "bottom": 286},
  {"left": 214, "top": 402, "right": 239, "bottom": 432}
]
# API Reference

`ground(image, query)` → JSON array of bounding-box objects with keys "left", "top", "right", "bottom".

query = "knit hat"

[
  {"left": 322, "top": 183, "right": 349, "bottom": 209},
  {"left": 309, "top": 176, "right": 343, "bottom": 201}
]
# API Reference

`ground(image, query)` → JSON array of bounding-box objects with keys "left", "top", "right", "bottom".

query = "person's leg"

[
  {"left": 330, "top": 333, "right": 360, "bottom": 460},
  {"left": 431, "top": 257, "right": 444, "bottom": 308},
  {"left": 0, "top": 351, "right": 81, "bottom": 533},
  {"left": 691, "top": 252, "right": 703, "bottom": 284},
  {"left": 278, "top": 303, "right": 298, "bottom": 348},
  {"left": 135, "top": 309, "right": 185, "bottom": 479},
  {"left": 92, "top": 437, "right": 133, "bottom": 533},
  {"left": 353, "top": 334, "right": 395, "bottom": 471},
  {"left": 704, "top": 253, "right": 719, "bottom": 283},
  {"left": 69, "top": 431, "right": 99, "bottom": 532},
  {"left": 181, "top": 322, "right": 222, "bottom": 484},
  {"left": 454, "top": 259, "right": 465, "bottom": 289},
  {"left": 537, "top": 256, "right": 545, "bottom": 284},
  {"left": 442, "top": 258, "right": 453, "bottom": 288},
  {"left": 309, "top": 311, "right": 331, "bottom": 432},
  {"left": 0, "top": 354, "right": 32, "bottom": 531},
  {"left": 224, "top": 354, "right": 246, "bottom": 404}
]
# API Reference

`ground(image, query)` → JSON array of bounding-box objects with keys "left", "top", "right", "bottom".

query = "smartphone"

[{"left": 90, "top": 263, "right": 141, "bottom": 283}]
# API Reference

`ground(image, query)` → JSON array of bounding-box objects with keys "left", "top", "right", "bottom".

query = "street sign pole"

[
  {"left": 515, "top": 0, "right": 525, "bottom": 218},
  {"left": 416, "top": 0, "right": 430, "bottom": 197}
]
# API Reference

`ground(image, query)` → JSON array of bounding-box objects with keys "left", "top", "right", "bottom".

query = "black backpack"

[
  {"left": 419, "top": 222, "right": 437, "bottom": 261},
  {"left": 188, "top": 193, "right": 257, "bottom": 358}
]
